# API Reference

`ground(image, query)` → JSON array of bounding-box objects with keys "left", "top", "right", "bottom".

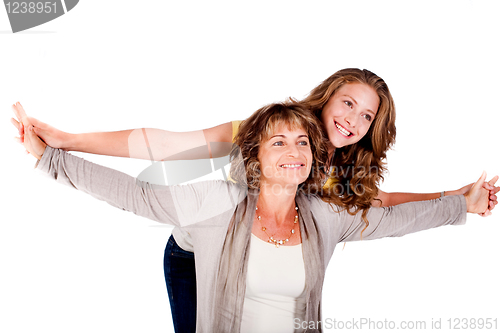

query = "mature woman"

[
  {"left": 16, "top": 101, "right": 495, "bottom": 333},
  {"left": 11, "top": 69, "right": 498, "bottom": 332}
]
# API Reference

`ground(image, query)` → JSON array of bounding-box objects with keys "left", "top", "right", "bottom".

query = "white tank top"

[{"left": 240, "top": 234, "right": 307, "bottom": 333}]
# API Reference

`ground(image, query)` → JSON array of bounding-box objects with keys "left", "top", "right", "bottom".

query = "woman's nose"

[
  {"left": 345, "top": 113, "right": 357, "bottom": 128},
  {"left": 287, "top": 144, "right": 300, "bottom": 156}
]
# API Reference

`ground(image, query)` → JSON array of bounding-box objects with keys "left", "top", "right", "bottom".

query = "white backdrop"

[{"left": 1, "top": 1, "right": 499, "bottom": 332}]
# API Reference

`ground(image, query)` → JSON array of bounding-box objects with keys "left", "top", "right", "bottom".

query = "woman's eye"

[
  {"left": 298, "top": 140, "right": 309, "bottom": 146},
  {"left": 344, "top": 101, "right": 353, "bottom": 108},
  {"left": 272, "top": 141, "right": 284, "bottom": 146},
  {"left": 363, "top": 114, "right": 372, "bottom": 121}
]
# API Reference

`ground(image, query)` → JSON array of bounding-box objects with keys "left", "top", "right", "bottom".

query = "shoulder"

[
  {"left": 301, "top": 194, "right": 343, "bottom": 223},
  {"left": 231, "top": 120, "right": 243, "bottom": 140},
  {"left": 307, "top": 194, "right": 337, "bottom": 211},
  {"left": 169, "top": 180, "right": 247, "bottom": 224}
]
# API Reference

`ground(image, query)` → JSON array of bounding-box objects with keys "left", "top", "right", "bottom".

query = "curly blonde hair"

[
  {"left": 229, "top": 102, "right": 328, "bottom": 194},
  {"left": 300, "top": 68, "right": 396, "bottom": 226}
]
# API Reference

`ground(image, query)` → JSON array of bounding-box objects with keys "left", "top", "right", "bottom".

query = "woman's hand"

[
  {"left": 11, "top": 102, "right": 70, "bottom": 150},
  {"left": 448, "top": 181, "right": 499, "bottom": 217},
  {"left": 479, "top": 178, "right": 499, "bottom": 217},
  {"left": 11, "top": 102, "right": 47, "bottom": 160},
  {"left": 464, "top": 172, "right": 499, "bottom": 214},
  {"left": 23, "top": 124, "right": 47, "bottom": 160}
]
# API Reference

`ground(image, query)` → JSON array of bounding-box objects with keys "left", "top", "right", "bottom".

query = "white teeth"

[
  {"left": 335, "top": 122, "right": 351, "bottom": 137},
  {"left": 281, "top": 164, "right": 302, "bottom": 168}
]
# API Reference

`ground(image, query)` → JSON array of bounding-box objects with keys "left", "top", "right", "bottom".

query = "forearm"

[
  {"left": 374, "top": 189, "right": 468, "bottom": 207},
  {"left": 66, "top": 130, "right": 134, "bottom": 158},
  {"left": 371, "top": 196, "right": 467, "bottom": 238},
  {"left": 65, "top": 128, "right": 215, "bottom": 161},
  {"left": 37, "top": 146, "right": 180, "bottom": 224},
  {"left": 341, "top": 195, "right": 467, "bottom": 242},
  {"left": 378, "top": 191, "right": 441, "bottom": 207}
]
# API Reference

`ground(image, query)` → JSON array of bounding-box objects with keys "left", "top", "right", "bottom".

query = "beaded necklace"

[{"left": 256, "top": 206, "right": 298, "bottom": 248}]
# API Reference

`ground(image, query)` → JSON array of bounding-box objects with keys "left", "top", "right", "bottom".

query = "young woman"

[
  {"left": 11, "top": 69, "right": 498, "bottom": 332},
  {"left": 16, "top": 101, "right": 495, "bottom": 333}
]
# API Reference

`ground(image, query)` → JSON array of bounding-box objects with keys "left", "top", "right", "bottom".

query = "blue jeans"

[{"left": 163, "top": 235, "right": 197, "bottom": 333}]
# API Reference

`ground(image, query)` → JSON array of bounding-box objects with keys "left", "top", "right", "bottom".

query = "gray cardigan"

[{"left": 37, "top": 147, "right": 467, "bottom": 332}]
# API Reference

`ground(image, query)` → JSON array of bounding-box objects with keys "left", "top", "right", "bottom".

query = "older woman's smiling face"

[
  {"left": 257, "top": 125, "right": 312, "bottom": 189},
  {"left": 321, "top": 83, "right": 380, "bottom": 151}
]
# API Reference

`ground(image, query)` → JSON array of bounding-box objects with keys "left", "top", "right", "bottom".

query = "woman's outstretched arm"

[
  {"left": 319, "top": 172, "right": 497, "bottom": 245},
  {"left": 11, "top": 102, "right": 235, "bottom": 161},
  {"left": 374, "top": 183, "right": 498, "bottom": 216},
  {"left": 18, "top": 123, "right": 240, "bottom": 227}
]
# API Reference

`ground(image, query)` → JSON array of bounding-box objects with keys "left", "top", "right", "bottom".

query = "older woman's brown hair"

[{"left": 229, "top": 102, "right": 328, "bottom": 194}]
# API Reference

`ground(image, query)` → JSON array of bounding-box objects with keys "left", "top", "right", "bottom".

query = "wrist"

[
  {"left": 64, "top": 132, "right": 79, "bottom": 151},
  {"left": 464, "top": 194, "right": 472, "bottom": 213},
  {"left": 33, "top": 144, "right": 46, "bottom": 166},
  {"left": 34, "top": 144, "right": 47, "bottom": 168},
  {"left": 38, "top": 144, "right": 46, "bottom": 160}
]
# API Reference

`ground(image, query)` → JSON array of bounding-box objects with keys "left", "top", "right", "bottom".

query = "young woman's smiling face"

[
  {"left": 257, "top": 125, "right": 312, "bottom": 189},
  {"left": 321, "top": 83, "right": 380, "bottom": 151}
]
